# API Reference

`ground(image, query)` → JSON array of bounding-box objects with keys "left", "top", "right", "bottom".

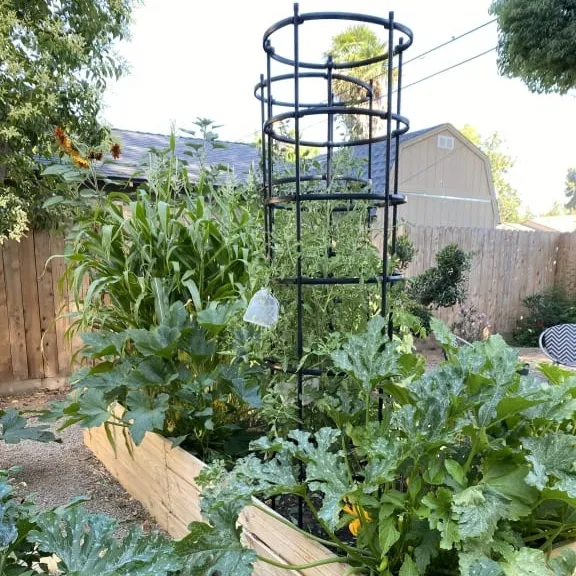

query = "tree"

[
  {"left": 490, "top": 0, "right": 576, "bottom": 94},
  {"left": 544, "top": 199, "right": 568, "bottom": 216},
  {"left": 325, "top": 25, "right": 389, "bottom": 138},
  {"left": 565, "top": 168, "right": 576, "bottom": 210},
  {"left": 460, "top": 125, "right": 528, "bottom": 223},
  {"left": 0, "top": 0, "right": 136, "bottom": 243}
]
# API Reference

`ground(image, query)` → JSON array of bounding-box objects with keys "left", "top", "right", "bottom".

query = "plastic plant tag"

[{"left": 243, "top": 288, "right": 279, "bottom": 327}]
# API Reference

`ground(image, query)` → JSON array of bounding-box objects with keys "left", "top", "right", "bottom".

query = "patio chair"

[{"left": 538, "top": 324, "right": 576, "bottom": 367}]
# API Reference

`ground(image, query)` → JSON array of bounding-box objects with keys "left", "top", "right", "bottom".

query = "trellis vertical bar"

[
  {"left": 390, "top": 37, "right": 404, "bottom": 338},
  {"left": 326, "top": 56, "right": 334, "bottom": 187},
  {"left": 292, "top": 2, "right": 304, "bottom": 530},
  {"left": 260, "top": 74, "right": 270, "bottom": 259},
  {"left": 266, "top": 44, "right": 274, "bottom": 260}
]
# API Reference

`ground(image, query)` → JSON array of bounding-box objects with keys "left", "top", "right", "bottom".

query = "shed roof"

[{"left": 97, "top": 129, "right": 260, "bottom": 182}]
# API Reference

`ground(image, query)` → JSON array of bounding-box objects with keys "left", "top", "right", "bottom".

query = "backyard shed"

[{"left": 364, "top": 123, "right": 500, "bottom": 229}]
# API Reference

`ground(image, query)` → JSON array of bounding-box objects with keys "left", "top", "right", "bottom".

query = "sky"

[{"left": 102, "top": 0, "right": 576, "bottom": 215}]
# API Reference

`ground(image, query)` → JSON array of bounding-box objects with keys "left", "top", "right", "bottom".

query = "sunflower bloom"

[
  {"left": 343, "top": 503, "right": 371, "bottom": 536},
  {"left": 71, "top": 155, "right": 89, "bottom": 169}
]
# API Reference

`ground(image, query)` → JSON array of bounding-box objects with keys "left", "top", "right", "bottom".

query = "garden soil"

[{"left": 0, "top": 387, "right": 159, "bottom": 536}]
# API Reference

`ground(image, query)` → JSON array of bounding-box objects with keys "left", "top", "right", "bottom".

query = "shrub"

[
  {"left": 513, "top": 288, "right": 576, "bottom": 346},
  {"left": 408, "top": 243, "right": 472, "bottom": 309},
  {"left": 451, "top": 304, "right": 490, "bottom": 342}
]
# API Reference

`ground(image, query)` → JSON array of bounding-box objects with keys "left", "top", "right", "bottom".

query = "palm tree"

[{"left": 325, "top": 25, "right": 390, "bottom": 138}]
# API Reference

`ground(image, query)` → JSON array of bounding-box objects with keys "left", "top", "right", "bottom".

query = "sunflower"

[
  {"left": 342, "top": 503, "right": 371, "bottom": 536},
  {"left": 54, "top": 127, "right": 75, "bottom": 155},
  {"left": 110, "top": 143, "right": 121, "bottom": 159},
  {"left": 71, "top": 155, "right": 90, "bottom": 169}
]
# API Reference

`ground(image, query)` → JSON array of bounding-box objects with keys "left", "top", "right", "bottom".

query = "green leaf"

[
  {"left": 445, "top": 459, "right": 466, "bottom": 486},
  {"left": 127, "top": 326, "right": 181, "bottom": 357},
  {"left": 124, "top": 392, "right": 169, "bottom": 445},
  {"left": 0, "top": 409, "right": 56, "bottom": 444},
  {"left": 81, "top": 331, "right": 126, "bottom": 357},
  {"left": 482, "top": 460, "right": 538, "bottom": 520},
  {"left": 419, "top": 488, "right": 460, "bottom": 549},
  {"left": 468, "top": 557, "right": 505, "bottom": 576},
  {"left": 183, "top": 279, "right": 203, "bottom": 311},
  {"left": 500, "top": 547, "right": 550, "bottom": 576},
  {"left": 378, "top": 515, "right": 400, "bottom": 556},
  {"left": 331, "top": 316, "right": 401, "bottom": 392},
  {"left": 452, "top": 485, "right": 509, "bottom": 539},
  {"left": 430, "top": 317, "right": 458, "bottom": 348},
  {"left": 176, "top": 501, "right": 256, "bottom": 576},
  {"left": 77, "top": 389, "right": 112, "bottom": 428},
  {"left": 399, "top": 554, "right": 420, "bottom": 576},
  {"left": 151, "top": 278, "right": 170, "bottom": 323},
  {"left": 523, "top": 433, "right": 576, "bottom": 497},
  {"left": 29, "top": 506, "right": 179, "bottom": 576},
  {"left": 549, "top": 549, "right": 576, "bottom": 576},
  {"left": 197, "top": 302, "right": 239, "bottom": 335}
]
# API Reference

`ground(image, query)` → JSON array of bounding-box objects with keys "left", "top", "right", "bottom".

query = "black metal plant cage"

[{"left": 255, "top": 4, "right": 413, "bottom": 525}]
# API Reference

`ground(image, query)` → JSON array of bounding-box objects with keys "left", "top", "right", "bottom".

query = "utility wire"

[
  {"left": 405, "top": 19, "right": 496, "bottom": 66},
  {"left": 393, "top": 46, "right": 496, "bottom": 94}
]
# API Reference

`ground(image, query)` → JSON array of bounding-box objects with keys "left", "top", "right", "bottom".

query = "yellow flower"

[
  {"left": 342, "top": 503, "right": 371, "bottom": 536},
  {"left": 212, "top": 400, "right": 227, "bottom": 411},
  {"left": 71, "top": 155, "right": 90, "bottom": 169}
]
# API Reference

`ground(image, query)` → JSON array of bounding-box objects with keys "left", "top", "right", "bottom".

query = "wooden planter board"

[{"left": 84, "top": 422, "right": 350, "bottom": 576}]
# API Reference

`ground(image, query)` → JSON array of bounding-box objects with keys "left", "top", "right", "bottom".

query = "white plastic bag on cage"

[{"left": 243, "top": 288, "right": 279, "bottom": 327}]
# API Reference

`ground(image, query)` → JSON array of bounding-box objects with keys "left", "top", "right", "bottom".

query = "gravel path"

[{"left": 0, "top": 388, "right": 158, "bottom": 536}]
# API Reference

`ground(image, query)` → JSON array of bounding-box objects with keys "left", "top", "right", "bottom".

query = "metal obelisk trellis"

[{"left": 256, "top": 5, "right": 413, "bottom": 526}]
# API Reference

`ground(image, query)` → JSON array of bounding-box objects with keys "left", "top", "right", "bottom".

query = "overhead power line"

[
  {"left": 400, "top": 46, "right": 496, "bottom": 91},
  {"left": 404, "top": 19, "right": 496, "bottom": 66}
]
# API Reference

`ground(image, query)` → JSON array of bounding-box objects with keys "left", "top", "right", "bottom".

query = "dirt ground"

[{"left": 0, "top": 388, "right": 158, "bottom": 535}]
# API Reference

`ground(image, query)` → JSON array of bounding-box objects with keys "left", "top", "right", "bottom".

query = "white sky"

[{"left": 102, "top": 0, "right": 576, "bottom": 215}]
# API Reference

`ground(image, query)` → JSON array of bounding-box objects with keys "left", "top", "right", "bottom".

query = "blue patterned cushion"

[{"left": 541, "top": 324, "right": 576, "bottom": 366}]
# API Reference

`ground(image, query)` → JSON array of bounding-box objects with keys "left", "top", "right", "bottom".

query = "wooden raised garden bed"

[{"left": 84, "top": 421, "right": 350, "bottom": 576}]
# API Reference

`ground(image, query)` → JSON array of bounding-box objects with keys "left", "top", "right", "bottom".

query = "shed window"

[{"left": 437, "top": 135, "right": 455, "bottom": 150}]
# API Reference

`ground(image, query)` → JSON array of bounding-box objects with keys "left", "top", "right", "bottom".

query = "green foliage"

[
  {"left": 45, "top": 132, "right": 267, "bottom": 460},
  {"left": 0, "top": 0, "right": 137, "bottom": 240},
  {"left": 513, "top": 288, "right": 576, "bottom": 346},
  {"left": 460, "top": 125, "right": 529, "bottom": 223},
  {"left": 0, "top": 468, "right": 186, "bottom": 575},
  {"left": 408, "top": 243, "right": 472, "bottom": 308},
  {"left": 193, "top": 319, "right": 576, "bottom": 575},
  {"left": 48, "top": 300, "right": 265, "bottom": 458},
  {"left": 0, "top": 409, "right": 56, "bottom": 444},
  {"left": 564, "top": 168, "right": 576, "bottom": 211},
  {"left": 490, "top": 0, "right": 576, "bottom": 94}
]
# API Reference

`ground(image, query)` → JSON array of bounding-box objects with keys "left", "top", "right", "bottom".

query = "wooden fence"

[
  {"left": 404, "top": 226, "right": 571, "bottom": 335},
  {"left": 1, "top": 226, "right": 576, "bottom": 392},
  {"left": 0, "top": 231, "right": 73, "bottom": 394}
]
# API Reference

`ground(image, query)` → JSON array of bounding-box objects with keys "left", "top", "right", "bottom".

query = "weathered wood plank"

[
  {"left": 84, "top": 419, "right": 350, "bottom": 576},
  {"left": 49, "top": 234, "right": 71, "bottom": 375},
  {"left": 0, "top": 243, "right": 12, "bottom": 381},
  {"left": 34, "top": 230, "right": 58, "bottom": 377},
  {"left": 3, "top": 240, "right": 28, "bottom": 380},
  {"left": 18, "top": 234, "right": 43, "bottom": 379}
]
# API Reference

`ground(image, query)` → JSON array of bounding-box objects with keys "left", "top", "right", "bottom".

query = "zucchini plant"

[{"left": 189, "top": 318, "right": 576, "bottom": 575}]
